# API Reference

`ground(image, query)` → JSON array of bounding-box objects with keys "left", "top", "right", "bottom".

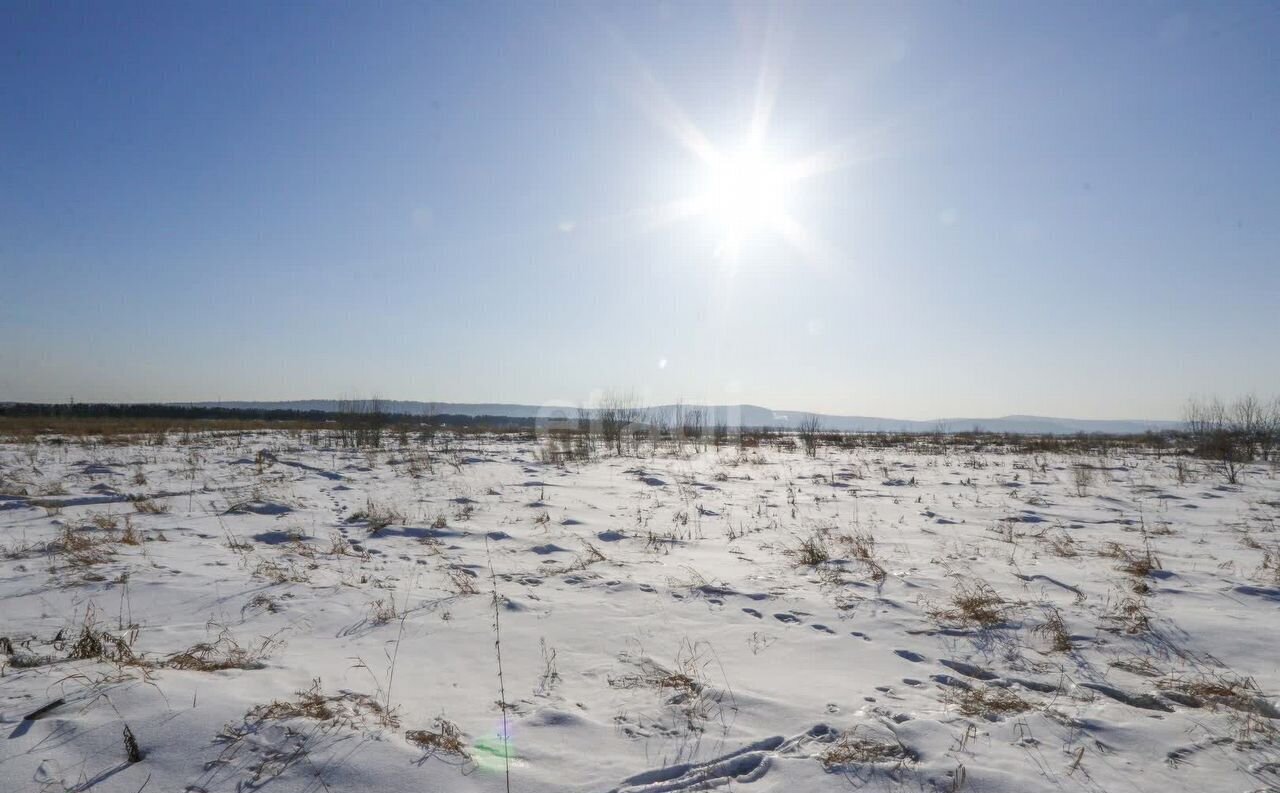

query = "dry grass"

[
  {"left": 946, "top": 685, "right": 1033, "bottom": 717},
  {"left": 1034, "top": 607, "right": 1072, "bottom": 652},
  {"left": 166, "top": 624, "right": 281, "bottom": 671},
  {"left": 545, "top": 541, "right": 607, "bottom": 576},
  {"left": 1109, "top": 656, "right": 1163, "bottom": 677},
  {"left": 447, "top": 566, "right": 480, "bottom": 595},
  {"left": 836, "top": 530, "right": 887, "bottom": 582},
  {"left": 609, "top": 639, "right": 728, "bottom": 730},
  {"left": 793, "top": 532, "right": 831, "bottom": 566},
  {"left": 1042, "top": 530, "right": 1078, "bottom": 558},
  {"left": 62, "top": 614, "right": 139, "bottom": 665},
  {"left": 53, "top": 525, "right": 117, "bottom": 567},
  {"left": 1101, "top": 542, "right": 1162, "bottom": 579},
  {"left": 1157, "top": 672, "right": 1267, "bottom": 713},
  {"left": 250, "top": 557, "right": 310, "bottom": 584},
  {"left": 405, "top": 717, "right": 468, "bottom": 758},
  {"left": 369, "top": 598, "right": 399, "bottom": 624},
  {"left": 89, "top": 512, "right": 120, "bottom": 530},
  {"left": 131, "top": 496, "right": 168, "bottom": 514},
  {"left": 239, "top": 679, "right": 399, "bottom": 730},
  {"left": 1102, "top": 593, "right": 1152, "bottom": 634},
  {"left": 348, "top": 499, "right": 405, "bottom": 534},
  {"left": 119, "top": 516, "right": 141, "bottom": 545},
  {"left": 927, "top": 580, "right": 1013, "bottom": 628},
  {"left": 819, "top": 727, "right": 913, "bottom": 769}
]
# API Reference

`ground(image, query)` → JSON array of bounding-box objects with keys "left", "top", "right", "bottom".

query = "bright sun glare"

[
  {"left": 632, "top": 32, "right": 864, "bottom": 263},
  {"left": 701, "top": 146, "right": 791, "bottom": 246}
]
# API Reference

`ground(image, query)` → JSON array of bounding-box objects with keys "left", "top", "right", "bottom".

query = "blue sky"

[{"left": 3, "top": 1, "right": 1277, "bottom": 419}]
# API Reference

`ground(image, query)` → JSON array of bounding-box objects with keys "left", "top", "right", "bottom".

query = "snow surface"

[{"left": 1, "top": 433, "right": 1278, "bottom": 792}]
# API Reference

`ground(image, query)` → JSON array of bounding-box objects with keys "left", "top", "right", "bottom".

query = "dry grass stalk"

[
  {"left": 819, "top": 727, "right": 913, "bottom": 769},
  {"left": 946, "top": 685, "right": 1033, "bottom": 717},
  {"left": 928, "top": 581, "right": 1012, "bottom": 628},
  {"left": 405, "top": 718, "right": 468, "bottom": 758}
]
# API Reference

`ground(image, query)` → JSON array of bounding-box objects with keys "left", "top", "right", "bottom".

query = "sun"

[
  {"left": 701, "top": 146, "right": 792, "bottom": 246},
  {"left": 626, "top": 41, "right": 860, "bottom": 263}
]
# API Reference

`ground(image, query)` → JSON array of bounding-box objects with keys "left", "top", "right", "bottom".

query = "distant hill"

[{"left": 187, "top": 401, "right": 1180, "bottom": 435}]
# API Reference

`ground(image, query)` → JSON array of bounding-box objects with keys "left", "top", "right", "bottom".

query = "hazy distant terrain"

[{"left": 190, "top": 400, "right": 1181, "bottom": 435}]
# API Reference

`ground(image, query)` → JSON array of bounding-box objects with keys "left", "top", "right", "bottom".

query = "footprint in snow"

[
  {"left": 938, "top": 659, "right": 998, "bottom": 680},
  {"left": 774, "top": 612, "right": 801, "bottom": 624},
  {"left": 894, "top": 649, "right": 926, "bottom": 663}
]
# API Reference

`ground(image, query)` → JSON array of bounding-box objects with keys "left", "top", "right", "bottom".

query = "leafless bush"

[
  {"left": 1184, "top": 394, "right": 1279, "bottom": 483},
  {"left": 798, "top": 414, "right": 822, "bottom": 457},
  {"left": 336, "top": 397, "right": 387, "bottom": 449},
  {"left": 597, "top": 391, "right": 643, "bottom": 456},
  {"left": 1071, "top": 462, "right": 1094, "bottom": 496}
]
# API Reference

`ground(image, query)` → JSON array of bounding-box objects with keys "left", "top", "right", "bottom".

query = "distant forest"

[{"left": 0, "top": 402, "right": 536, "bottom": 429}]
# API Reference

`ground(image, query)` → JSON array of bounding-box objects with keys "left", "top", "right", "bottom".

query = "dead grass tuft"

[
  {"left": 131, "top": 496, "right": 168, "bottom": 514},
  {"left": 819, "top": 727, "right": 913, "bottom": 769},
  {"left": 946, "top": 685, "right": 1033, "bottom": 717},
  {"left": 405, "top": 717, "right": 468, "bottom": 758},
  {"left": 167, "top": 624, "right": 281, "bottom": 671},
  {"left": 238, "top": 679, "right": 400, "bottom": 730},
  {"left": 1034, "top": 607, "right": 1073, "bottom": 652},
  {"left": 928, "top": 580, "right": 1013, "bottom": 629},
  {"left": 793, "top": 533, "right": 831, "bottom": 566},
  {"left": 348, "top": 499, "right": 404, "bottom": 534}
]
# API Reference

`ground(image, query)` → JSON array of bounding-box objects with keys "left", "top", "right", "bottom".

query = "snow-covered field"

[{"left": 2, "top": 431, "right": 1278, "bottom": 793}]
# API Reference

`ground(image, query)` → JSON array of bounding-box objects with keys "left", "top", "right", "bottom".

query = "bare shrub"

[
  {"left": 1070, "top": 462, "right": 1094, "bottom": 496},
  {"left": 798, "top": 414, "right": 822, "bottom": 458},
  {"left": 598, "top": 391, "right": 643, "bottom": 456}
]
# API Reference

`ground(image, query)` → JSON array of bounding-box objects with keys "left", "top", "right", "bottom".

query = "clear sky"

[{"left": 3, "top": 1, "right": 1277, "bottom": 420}]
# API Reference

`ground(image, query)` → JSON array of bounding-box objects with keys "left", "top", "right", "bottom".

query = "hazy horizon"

[
  {"left": 1, "top": 395, "right": 1187, "bottom": 424},
  {"left": 4, "top": 2, "right": 1278, "bottom": 419}
]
